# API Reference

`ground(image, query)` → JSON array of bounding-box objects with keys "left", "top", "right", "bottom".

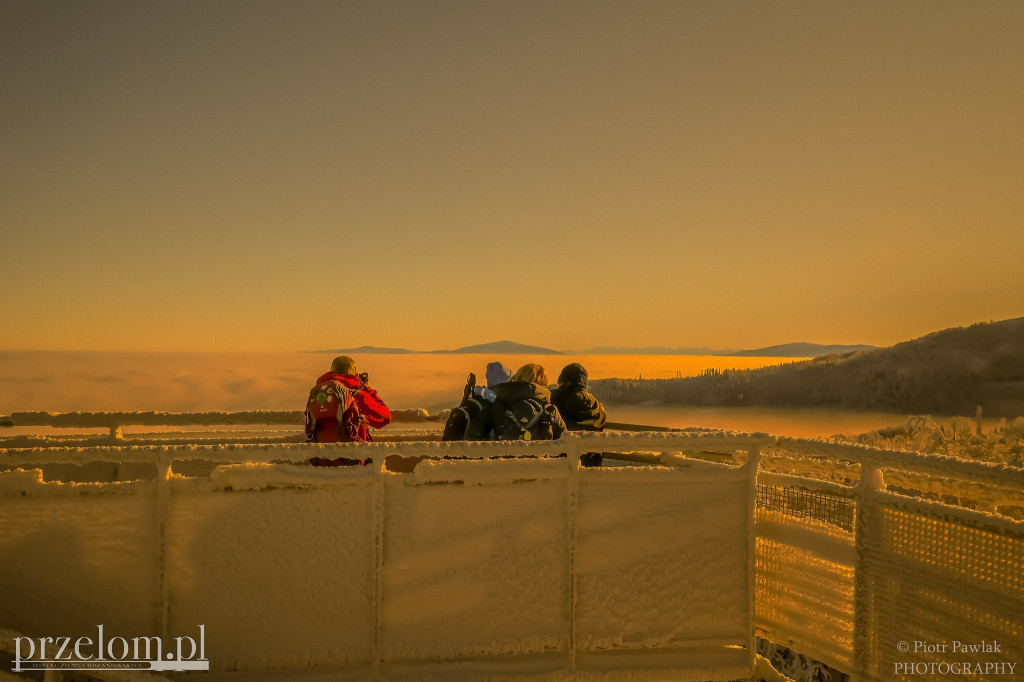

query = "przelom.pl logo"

[{"left": 12, "top": 624, "right": 208, "bottom": 672}]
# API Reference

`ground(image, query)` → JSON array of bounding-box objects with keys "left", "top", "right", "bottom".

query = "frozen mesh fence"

[
  {"left": 756, "top": 483, "right": 856, "bottom": 532},
  {"left": 753, "top": 477, "right": 858, "bottom": 673},
  {"left": 755, "top": 536, "right": 856, "bottom": 672},
  {"left": 754, "top": 491, "right": 857, "bottom": 675},
  {"left": 860, "top": 495, "right": 1024, "bottom": 681}
]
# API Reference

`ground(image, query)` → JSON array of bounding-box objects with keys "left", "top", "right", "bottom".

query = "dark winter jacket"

[
  {"left": 466, "top": 380, "right": 566, "bottom": 440},
  {"left": 550, "top": 363, "right": 607, "bottom": 431}
]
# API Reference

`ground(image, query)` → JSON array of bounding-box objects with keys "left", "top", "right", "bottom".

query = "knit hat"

[{"left": 485, "top": 362, "right": 512, "bottom": 388}]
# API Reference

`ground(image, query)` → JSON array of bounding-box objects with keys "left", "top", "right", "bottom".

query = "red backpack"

[{"left": 304, "top": 379, "right": 360, "bottom": 443}]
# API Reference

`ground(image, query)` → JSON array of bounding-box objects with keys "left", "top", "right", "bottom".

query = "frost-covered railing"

[
  {"left": 1, "top": 410, "right": 442, "bottom": 428},
  {"left": 0, "top": 410, "right": 445, "bottom": 448},
  {"left": 3, "top": 429, "right": 1023, "bottom": 681},
  {"left": 0, "top": 433, "right": 760, "bottom": 680},
  {"left": 756, "top": 438, "right": 1024, "bottom": 682}
]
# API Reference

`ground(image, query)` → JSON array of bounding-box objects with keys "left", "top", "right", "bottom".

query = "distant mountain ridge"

[
  {"left": 317, "top": 340, "right": 563, "bottom": 355},
  {"left": 320, "top": 345, "right": 416, "bottom": 354},
  {"left": 571, "top": 346, "right": 736, "bottom": 355},
  {"left": 318, "top": 341, "right": 867, "bottom": 356},
  {"left": 590, "top": 317, "right": 1024, "bottom": 418},
  {"left": 575, "top": 343, "right": 875, "bottom": 357},
  {"left": 432, "top": 340, "right": 564, "bottom": 355},
  {"left": 728, "top": 343, "right": 876, "bottom": 358}
]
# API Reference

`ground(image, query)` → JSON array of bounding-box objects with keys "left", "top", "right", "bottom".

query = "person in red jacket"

[{"left": 305, "top": 356, "right": 391, "bottom": 464}]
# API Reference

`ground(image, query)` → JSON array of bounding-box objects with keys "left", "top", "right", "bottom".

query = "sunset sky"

[{"left": 2, "top": 1, "right": 1022, "bottom": 352}]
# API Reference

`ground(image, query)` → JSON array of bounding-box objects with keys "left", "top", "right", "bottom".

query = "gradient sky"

[{"left": 2, "top": 1, "right": 1022, "bottom": 352}]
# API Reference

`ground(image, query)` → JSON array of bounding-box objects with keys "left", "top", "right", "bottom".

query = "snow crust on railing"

[
  {"left": 0, "top": 430, "right": 758, "bottom": 467},
  {"left": 758, "top": 470, "right": 856, "bottom": 497},
  {"left": 412, "top": 457, "right": 569, "bottom": 485},
  {"left": 880, "top": 467, "right": 1023, "bottom": 512},
  {"left": 773, "top": 435, "right": 1024, "bottom": 490},
  {"left": 5, "top": 427, "right": 1022, "bottom": 481},
  {"left": 2, "top": 408, "right": 439, "bottom": 428},
  {"left": 209, "top": 461, "right": 378, "bottom": 490}
]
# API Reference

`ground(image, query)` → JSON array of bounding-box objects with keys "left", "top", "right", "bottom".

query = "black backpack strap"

[
  {"left": 453, "top": 405, "right": 472, "bottom": 439},
  {"left": 519, "top": 399, "right": 545, "bottom": 430},
  {"left": 304, "top": 409, "right": 315, "bottom": 442}
]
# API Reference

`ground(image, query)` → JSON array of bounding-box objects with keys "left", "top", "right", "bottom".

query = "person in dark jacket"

[
  {"left": 551, "top": 363, "right": 607, "bottom": 466},
  {"left": 467, "top": 363, "right": 566, "bottom": 441},
  {"left": 551, "top": 363, "right": 607, "bottom": 431}
]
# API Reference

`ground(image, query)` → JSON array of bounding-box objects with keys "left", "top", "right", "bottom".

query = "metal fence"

[{"left": 756, "top": 439, "right": 1024, "bottom": 682}]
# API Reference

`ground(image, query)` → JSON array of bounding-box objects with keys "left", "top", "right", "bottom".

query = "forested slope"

[{"left": 591, "top": 318, "right": 1024, "bottom": 417}]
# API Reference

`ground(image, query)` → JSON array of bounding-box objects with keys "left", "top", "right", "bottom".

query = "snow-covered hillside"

[{"left": 592, "top": 317, "right": 1024, "bottom": 417}]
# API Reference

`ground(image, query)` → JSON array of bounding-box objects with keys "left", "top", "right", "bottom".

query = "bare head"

[
  {"left": 330, "top": 355, "right": 358, "bottom": 376},
  {"left": 511, "top": 363, "right": 548, "bottom": 386}
]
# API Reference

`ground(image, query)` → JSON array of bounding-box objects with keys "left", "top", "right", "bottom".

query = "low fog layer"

[{"left": 0, "top": 352, "right": 794, "bottom": 415}]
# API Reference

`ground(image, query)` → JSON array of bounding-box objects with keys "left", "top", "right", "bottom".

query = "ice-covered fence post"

[
  {"left": 156, "top": 452, "right": 172, "bottom": 641},
  {"left": 566, "top": 433, "right": 582, "bottom": 670},
  {"left": 373, "top": 454, "right": 386, "bottom": 678},
  {"left": 746, "top": 444, "right": 760, "bottom": 660},
  {"left": 852, "top": 461, "right": 884, "bottom": 677}
]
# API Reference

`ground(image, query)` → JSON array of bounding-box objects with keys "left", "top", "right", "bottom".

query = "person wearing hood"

[
  {"left": 551, "top": 363, "right": 607, "bottom": 466},
  {"left": 551, "top": 363, "right": 607, "bottom": 431},
  {"left": 467, "top": 363, "right": 566, "bottom": 441},
  {"left": 305, "top": 355, "right": 391, "bottom": 454}
]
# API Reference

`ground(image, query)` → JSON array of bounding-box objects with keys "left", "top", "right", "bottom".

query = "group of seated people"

[
  {"left": 303, "top": 356, "right": 607, "bottom": 464},
  {"left": 442, "top": 361, "right": 606, "bottom": 442}
]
